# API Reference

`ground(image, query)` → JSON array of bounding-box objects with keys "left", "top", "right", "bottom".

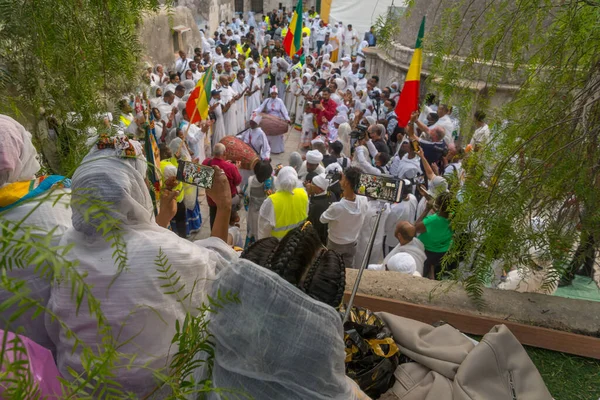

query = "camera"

[{"left": 326, "top": 170, "right": 342, "bottom": 183}]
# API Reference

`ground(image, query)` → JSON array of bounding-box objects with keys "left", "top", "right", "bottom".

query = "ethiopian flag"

[
  {"left": 395, "top": 17, "right": 425, "bottom": 128},
  {"left": 186, "top": 65, "right": 213, "bottom": 124},
  {"left": 283, "top": 0, "right": 303, "bottom": 57}
]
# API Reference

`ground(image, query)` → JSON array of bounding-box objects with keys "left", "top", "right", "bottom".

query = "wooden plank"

[{"left": 344, "top": 292, "right": 600, "bottom": 360}]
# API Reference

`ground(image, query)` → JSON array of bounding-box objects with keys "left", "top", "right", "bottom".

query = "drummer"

[
  {"left": 255, "top": 86, "right": 291, "bottom": 155},
  {"left": 240, "top": 113, "right": 271, "bottom": 161}
]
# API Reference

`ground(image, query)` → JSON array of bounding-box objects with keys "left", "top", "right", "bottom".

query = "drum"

[
  {"left": 219, "top": 136, "right": 260, "bottom": 170},
  {"left": 259, "top": 113, "right": 288, "bottom": 136}
]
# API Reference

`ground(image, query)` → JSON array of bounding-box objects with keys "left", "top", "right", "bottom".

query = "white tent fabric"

[
  {"left": 329, "top": 0, "right": 407, "bottom": 41},
  {"left": 193, "top": 259, "right": 367, "bottom": 399},
  {"left": 46, "top": 141, "right": 224, "bottom": 395}
]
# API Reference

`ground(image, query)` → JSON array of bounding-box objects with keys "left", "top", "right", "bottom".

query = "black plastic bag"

[{"left": 340, "top": 305, "right": 400, "bottom": 399}]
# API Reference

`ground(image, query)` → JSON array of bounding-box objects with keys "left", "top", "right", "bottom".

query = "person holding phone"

[{"left": 320, "top": 167, "right": 369, "bottom": 268}]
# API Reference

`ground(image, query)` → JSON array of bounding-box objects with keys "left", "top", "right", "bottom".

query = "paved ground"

[{"left": 192, "top": 126, "right": 302, "bottom": 241}]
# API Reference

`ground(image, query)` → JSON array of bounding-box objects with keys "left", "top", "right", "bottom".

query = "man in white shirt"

[
  {"left": 320, "top": 166, "right": 369, "bottom": 268},
  {"left": 383, "top": 185, "right": 418, "bottom": 256},
  {"left": 314, "top": 20, "right": 328, "bottom": 55},
  {"left": 381, "top": 221, "right": 427, "bottom": 275},
  {"left": 428, "top": 103, "right": 455, "bottom": 145},
  {"left": 175, "top": 50, "right": 193, "bottom": 78},
  {"left": 470, "top": 110, "right": 491, "bottom": 150},
  {"left": 343, "top": 24, "right": 359, "bottom": 56}
]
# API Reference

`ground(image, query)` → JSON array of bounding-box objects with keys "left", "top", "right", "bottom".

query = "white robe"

[
  {"left": 219, "top": 85, "right": 239, "bottom": 136},
  {"left": 245, "top": 74, "right": 263, "bottom": 120},
  {"left": 232, "top": 80, "right": 248, "bottom": 133},
  {"left": 382, "top": 194, "right": 418, "bottom": 251},
  {"left": 181, "top": 121, "right": 206, "bottom": 163},
  {"left": 240, "top": 127, "right": 271, "bottom": 160},
  {"left": 210, "top": 99, "right": 226, "bottom": 147},
  {"left": 285, "top": 78, "right": 301, "bottom": 119},
  {"left": 255, "top": 97, "right": 290, "bottom": 154}
]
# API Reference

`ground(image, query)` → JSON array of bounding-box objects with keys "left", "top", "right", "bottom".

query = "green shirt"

[{"left": 418, "top": 214, "right": 453, "bottom": 253}]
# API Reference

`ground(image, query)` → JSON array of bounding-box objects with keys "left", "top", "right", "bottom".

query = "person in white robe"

[
  {"left": 245, "top": 66, "right": 263, "bottom": 120},
  {"left": 356, "top": 41, "right": 369, "bottom": 65},
  {"left": 0, "top": 116, "right": 72, "bottom": 353},
  {"left": 210, "top": 89, "right": 227, "bottom": 147},
  {"left": 340, "top": 57, "right": 352, "bottom": 79},
  {"left": 151, "top": 64, "right": 169, "bottom": 89},
  {"left": 241, "top": 114, "right": 271, "bottom": 160},
  {"left": 294, "top": 73, "right": 312, "bottom": 128},
  {"left": 255, "top": 86, "right": 291, "bottom": 154},
  {"left": 382, "top": 188, "right": 418, "bottom": 256},
  {"left": 271, "top": 54, "right": 289, "bottom": 100},
  {"left": 180, "top": 115, "right": 206, "bottom": 164},
  {"left": 343, "top": 24, "right": 359, "bottom": 56},
  {"left": 285, "top": 69, "right": 301, "bottom": 121},
  {"left": 232, "top": 70, "right": 248, "bottom": 133},
  {"left": 218, "top": 75, "right": 240, "bottom": 136},
  {"left": 297, "top": 149, "right": 325, "bottom": 181},
  {"left": 47, "top": 138, "right": 234, "bottom": 397}
]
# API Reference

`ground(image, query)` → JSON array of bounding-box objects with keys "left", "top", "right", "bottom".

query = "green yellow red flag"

[
  {"left": 283, "top": 0, "right": 303, "bottom": 57},
  {"left": 394, "top": 17, "right": 425, "bottom": 127},
  {"left": 186, "top": 65, "right": 213, "bottom": 124}
]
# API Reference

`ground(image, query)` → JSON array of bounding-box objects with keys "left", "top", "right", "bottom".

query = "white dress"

[
  {"left": 219, "top": 85, "right": 239, "bottom": 136},
  {"left": 285, "top": 78, "right": 301, "bottom": 120},
  {"left": 255, "top": 97, "right": 290, "bottom": 154},
  {"left": 232, "top": 80, "right": 248, "bottom": 133},
  {"left": 210, "top": 99, "right": 226, "bottom": 147},
  {"left": 245, "top": 75, "right": 263, "bottom": 120}
]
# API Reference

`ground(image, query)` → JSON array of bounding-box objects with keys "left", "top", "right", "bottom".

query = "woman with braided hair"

[
  {"left": 242, "top": 223, "right": 345, "bottom": 308},
  {"left": 302, "top": 249, "right": 346, "bottom": 308}
]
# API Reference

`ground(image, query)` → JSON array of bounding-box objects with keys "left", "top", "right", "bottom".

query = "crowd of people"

[
  {"left": 109, "top": 9, "right": 492, "bottom": 278},
  {"left": 1, "top": 8, "right": 557, "bottom": 400}
]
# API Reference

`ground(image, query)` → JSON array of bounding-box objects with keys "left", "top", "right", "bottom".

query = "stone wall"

[
  {"left": 175, "top": 0, "right": 235, "bottom": 33},
  {"left": 140, "top": 7, "right": 204, "bottom": 69},
  {"left": 345, "top": 269, "right": 600, "bottom": 337},
  {"left": 364, "top": 46, "right": 519, "bottom": 110}
]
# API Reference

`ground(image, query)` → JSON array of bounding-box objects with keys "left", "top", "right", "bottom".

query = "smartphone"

[
  {"left": 176, "top": 160, "right": 215, "bottom": 189},
  {"left": 411, "top": 139, "right": 420, "bottom": 152},
  {"left": 355, "top": 174, "right": 403, "bottom": 203}
]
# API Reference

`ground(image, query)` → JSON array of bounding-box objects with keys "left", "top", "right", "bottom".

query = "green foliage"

[
  {"left": 0, "top": 0, "right": 165, "bottom": 174},
  {"left": 373, "top": 6, "right": 406, "bottom": 51},
  {"left": 420, "top": 0, "right": 600, "bottom": 301}
]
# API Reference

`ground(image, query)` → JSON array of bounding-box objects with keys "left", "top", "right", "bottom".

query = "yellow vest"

[
  {"left": 282, "top": 27, "right": 288, "bottom": 37},
  {"left": 270, "top": 188, "right": 308, "bottom": 239},
  {"left": 160, "top": 158, "right": 184, "bottom": 203},
  {"left": 265, "top": 16, "right": 271, "bottom": 30},
  {"left": 119, "top": 114, "right": 132, "bottom": 127}
]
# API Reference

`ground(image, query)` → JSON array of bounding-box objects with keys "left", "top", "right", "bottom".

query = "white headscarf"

[
  {"left": 337, "top": 122, "right": 352, "bottom": 157},
  {"left": 276, "top": 166, "right": 300, "bottom": 193},
  {"left": 49, "top": 139, "right": 224, "bottom": 395},
  {"left": 0, "top": 115, "right": 41, "bottom": 186}
]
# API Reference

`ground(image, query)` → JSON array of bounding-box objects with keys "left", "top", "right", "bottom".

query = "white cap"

[
  {"left": 312, "top": 173, "right": 329, "bottom": 192},
  {"left": 270, "top": 86, "right": 278, "bottom": 93},
  {"left": 332, "top": 115, "right": 348, "bottom": 125},
  {"left": 325, "top": 162, "right": 342, "bottom": 174},
  {"left": 341, "top": 56, "right": 351, "bottom": 62},
  {"left": 311, "top": 136, "right": 325, "bottom": 145},
  {"left": 386, "top": 253, "right": 417, "bottom": 275},
  {"left": 306, "top": 150, "right": 323, "bottom": 164}
]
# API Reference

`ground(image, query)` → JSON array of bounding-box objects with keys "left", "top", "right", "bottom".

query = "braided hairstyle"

[
  {"left": 268, "top": 224, "right": 322, "bottom": 285},
  {"left": 241, "top": 237, "right": 279, "bottom": 267},
  {"left": 302, "top": 249, "right": 346, "bottom": 308}
]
